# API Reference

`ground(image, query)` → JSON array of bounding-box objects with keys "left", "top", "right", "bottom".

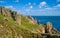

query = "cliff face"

[
  {"left": 0, "top": 6, "right": 60, "bottom": 38},
  {"left": 36, "top": 22, "right": 59, "bottom": 34},
  {"left": 0, "top": 6, "right": 21, "bottom": 25},
  {"left": 11, "top": 11, "right": 21, "bottom": 25},
  {"left": 26, "top": 16, "right": 37, "bottom": 24}
]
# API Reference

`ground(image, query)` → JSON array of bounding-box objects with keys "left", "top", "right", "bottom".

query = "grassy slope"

[
  {"left": 0, "top": 14, "right": 41, "bottom": 38},
  {"left": 0, "top": 14, "right": 60, "bottom": 38}
]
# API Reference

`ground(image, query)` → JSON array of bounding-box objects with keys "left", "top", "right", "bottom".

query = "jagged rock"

[
  {"left": 16, "top": 15, "right": 21, "bottom": 25},
  {"left": 36, "top": 25, "right": 45, "bottom": 33},
  {"left": 0, "top": 6, "right": 5, "bottom": 15},
  {"left": 11, "top": 11, "right": 18, "bottom": 21},
  {"left": 52, "top": 28, "right": 60, "bottom": 34},
  {"left": 45, "top": 22, "right": 52, "bottom": 34},
  {"left": 0, "top": 6, "right": 11, "bottom": 17},
  {"left": 11, "top": 11, "right": 21, "bottom": 25},
  {"left": 0, "top": 6, "right": 60, "bottom": 38},
  {"left": 0, "top": 6, "right": 13, "bottom": 21},
  {"left": 45, "top": 22, "right": 59, "bottom": 34},
  {"left": 0, "top": 7, "right": 21, "bottom": 25},
  {"left": 36, "top": 22, "right": 60, "bottom": 34},
  {"left": 26, "top": 16, "right": 37, "bottom": 24}
]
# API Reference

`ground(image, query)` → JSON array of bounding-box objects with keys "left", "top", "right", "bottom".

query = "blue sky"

[{"left": 0, "top": 0, "right": 60, "bottom": 16}]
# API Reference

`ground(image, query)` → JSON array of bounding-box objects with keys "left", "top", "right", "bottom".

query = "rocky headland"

[{"left": 0, "top": 6, "right": 60, "bottom": 38}]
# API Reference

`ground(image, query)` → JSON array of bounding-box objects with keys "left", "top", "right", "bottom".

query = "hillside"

[{"left": 0, "top": 6, "right": 60, "bottom": 38}]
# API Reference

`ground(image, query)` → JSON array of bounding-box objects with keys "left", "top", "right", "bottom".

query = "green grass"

[
  {"left": 0, "top": 13, "right": 60, "bottom": 38},
  {"left": 0, "top": 14, "right": 39, "bottom": 38},
  {"left": 21, "top": 15, "right": 38, "bottom": 29},
  {"left": 50, "top": 34, "right": 60, "bottom": 36}
]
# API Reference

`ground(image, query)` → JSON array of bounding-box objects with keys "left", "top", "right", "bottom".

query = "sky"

[{"left": 0, "top": 0, "right": 60, "bottom": 16}]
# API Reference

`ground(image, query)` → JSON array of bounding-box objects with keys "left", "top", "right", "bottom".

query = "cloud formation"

[
  {"left": 44, "top": 4, "right": 60, "bottom": 10},
  {"left": 28, "top": 2, "right": 31, "bottom": 5},
  {"left": 45, "top": 7, "right": 52, "bottom": 10},
  {"left": 5, "top": 6, "right": 13, "bottom": 8},
  {"left": 56, "top": 4, "right": 60, "bottom": 7},
  {"left": 39, "top": 1, "right": 47, "bottom": 8},
  {"left": 30, "top": 5, "right": 33, "bottom": 8}
]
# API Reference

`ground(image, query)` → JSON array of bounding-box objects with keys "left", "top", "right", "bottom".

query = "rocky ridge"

[{"left": 0, "top": 6, "right": 60, "bottom": 38}]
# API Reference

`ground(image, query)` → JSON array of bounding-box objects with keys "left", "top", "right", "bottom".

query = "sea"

[{"left": 32, "top": 16, "right": 60, "bottom": 32}]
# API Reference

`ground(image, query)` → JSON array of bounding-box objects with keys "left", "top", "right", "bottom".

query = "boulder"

[
  {"left": 45, "top": 22, "right": 60, "bottom": 34},
  {"left": 36, "top": 25, "right": 45, "bottom": 33},
  {"left": 45, "top": 22, "right": 52, "bottom": 34}
]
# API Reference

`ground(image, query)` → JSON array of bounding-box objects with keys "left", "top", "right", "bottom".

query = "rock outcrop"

[
  {"left": 0, "top": 6, "right": 60, "bottom": 38},
  {"left": 11, "top": 11, "right": 21, "bottom": 25},
  {"left": 36, "top": 25, "right": 45, "bottom": 33},
  {"left": 45, "top": 22, "right": 52, "bottom": 34},
  {"left": 45, "top": 22, "right": 59, "bottom": 34},
  {"left": 36, "top": 22, "right": 59, "bottom": 34},
  {"left": 0, "top": 7, "right": 21, "bottom": 25},
  {"left": 0, "top": 6, "right": 12, "bottom": 17},
  {"left": 26, "top": 16, "right": 37, "bottom": 24}
]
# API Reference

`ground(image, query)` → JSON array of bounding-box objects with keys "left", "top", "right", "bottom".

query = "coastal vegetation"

[{"left": 0, "top": 6, "right": 60, "bottom": 38}]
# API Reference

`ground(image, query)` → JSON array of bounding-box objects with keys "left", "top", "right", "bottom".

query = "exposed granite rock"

[
  {"left": 0, "top": 6, "right": 60, "bottom": 38},
  {"left": 0, "top": 6, "right": 11, "bottom": 17},
  {"left": 0, "top": 7, "right": 21, "bottom": 25},
  {"left": 26, "top": 16, "right": 37, "bottom": 24},
  {"left": 45, "top": 22, "right": 52, "bottom": 34},
  {"left": 36, "top": 22, "right": 60, "bottom": 34},
  {"left": 11, "top": 11, "right": 21, "bottom": 25},
  {"left": 45, "top": 22, "right": 59, "bottom": 34},
  {"left": 36, "top": 25, "right": 45, "bottom": 33},
  {"left": 52, "top": 28, "right": 60, "bottom": 34}
]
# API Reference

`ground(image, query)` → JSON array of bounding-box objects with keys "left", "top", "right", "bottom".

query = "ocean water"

[{"left": 32, "top": 16, "right": 60, "bottom": 32}]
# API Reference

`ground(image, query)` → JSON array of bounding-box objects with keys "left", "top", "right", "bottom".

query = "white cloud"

[
  {"left": 52, "top": 4, "right": 60, "bottom": 9},
  {"left": 25, "top": 6, "right": 33, "bottom": 12},
  {"left": 5, "top": 6, "right": 17, "bottom": 11},
  {"left": 30, "top": 5, "right": 33, "bottom": 8},
  {"left": 45, "top": 7, "right": 52, "bottom": 10},
  {"left": 56, "top": 4, "right": 60, "bottom": 7},
  {"left": 5, "top": 6, "right": 13, "bottom": 8},
  {"left": 25, "top": 2, "right": 34, "bottom": 9},
  {"left": 40, "top": 1, "right": 46, "bottom": 6},
  {"left": 45, "top": 4, "right": 60, "bottom": 10},
  {"left": 28, "top": 2, "right": 36, "bottom": 5},
  {"left": 44, "top": 4, "right": 60, "bottom": 10},
  {"left": 39, "top": 1, "right": 47, "bottom": 8},
  {"left": 26, "top": 9, "right": 30, "bottom": 12}
]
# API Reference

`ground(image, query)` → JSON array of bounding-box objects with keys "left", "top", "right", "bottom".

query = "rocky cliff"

[
  {"left": 36, "top": 22, "right": 60, "bottom": 34},
  {"left": 0, "top": 6, "right": 21, "bottom": 25},
  {"left": 45, "top": 22, "right": 59, "bottom": 34},
  {"left": 0, "top": 6, "right": 60, "bottom": 38},
  {"left": 25, "top": 16, "right": 37, "bottom": 24}
]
